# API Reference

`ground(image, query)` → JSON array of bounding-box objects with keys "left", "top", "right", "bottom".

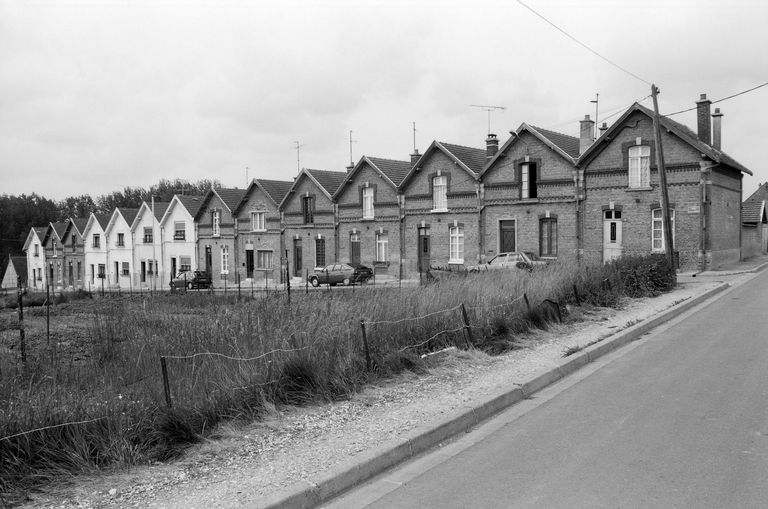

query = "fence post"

[
  {"left": 17, "top": 282, "right": 26, "bottom": 364},
  {"left": 160, "top": 356, "right": 173, "bottom": 408},
  {"left": 238, "top": 275, "right": 241, "bottom": 300},
  {"left": 305, "top": 268, "right": 308, "bottom": 294},
  {"left": 572, "top": 284, "right": 581, "bottom": 306},
  {"left": 460, "top": 303, "right": 473, "bottom": 348},
  {"left": 46, "top": 283, "right": 51, "bottom": 345},
  {"left": 360, "top": 320, "right": 372, "bottom": 371},
  {"left": 523, "top": 293, "right": 531, "bottom": 313}
]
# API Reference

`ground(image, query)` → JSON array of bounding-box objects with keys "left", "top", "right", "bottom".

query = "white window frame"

[
  {"left": 117, "top": 233, "right": 125, "bottom": 247},
  {"left": 521, "top": 163, "right": 530, "bottom": 199},
  {"left": 143, "top": 227, "right": 153, "bottom": 243},
  {"left": 376, "top": 233, "right": 388, "bottom": 262},
  {"left": 92, "top": 234, "right": 100, "bottom": 249},
  {"left": 629, "top": 145, "right": 651, "bottom": 188},
  {"left": 256, "top": 250, "right": 273, "bottom": 269},
  {"left": 121, "top": 262, "right": 130, "bottom": 276},
  {"left": 651, "top": 208, "right": 675, "bottom": 252},
  {"left": 251, "top": 211, "right": 266, "bottom": 231},
  {"left": 212, "top": 210, "right": 221, "bottom": 237},
  {"left": 432, "top": 176, "right": 448, "bottom": 212},
  {"left": 362, "top": 187, "right": 374, "bottom": 219},
  {"left": 449, "top": 226, "right": 464, "bottom": 264},
  {"left": 221, "top": 245, "right": 229, "bottom": 274}
]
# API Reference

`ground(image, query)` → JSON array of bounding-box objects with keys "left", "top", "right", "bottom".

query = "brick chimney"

[
  {"left": 598, "top": 122, "right": 608, "bottom": 137},
  {"left": 485, "top": 133, "right": 499, "bottom": 160},
  {"left": 410, "top": 149, "right": 421, "bottom": 166},
  {"left": 579, "top": 115, "right": 595, "bottom": 154},
  {"left": 712, "top": 107, "right": 723, "bottom": 150},
  {"left": 696, "top": 93, "right": 712, "bottom": 145}
]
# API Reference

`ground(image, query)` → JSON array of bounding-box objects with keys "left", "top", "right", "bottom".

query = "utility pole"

[
  {"left": 651, "top": 84, "right": 676, "bottom": 280},
  {"left": 470, "top": 104, "right": 506, "bottom": 134}
]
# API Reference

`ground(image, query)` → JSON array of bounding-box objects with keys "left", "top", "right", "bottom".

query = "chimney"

[
  {"left": 485, "top": 133, "right": 499, "bottom": 160},
  {"left": 410, "top": 148, "right": 421, "bottom": 166},
  {"left": 712, "top": 107, "right": 723, "bottom": 150},
  {"left": 696, "top": 93, "right": 712, "bottom": 145},
  {"left": 579, "top": 115, "right": 595, "bottom": 154},
  {"left": 598, "top": 122, "right": 608, "bottom": 137}
]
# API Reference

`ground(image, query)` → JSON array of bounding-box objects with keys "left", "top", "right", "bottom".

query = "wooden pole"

[
  {"left": 572, "top": 284, "right": 581, "bottom": 306},
  {"left": 651, "top": 84, "right": 676, "bottom": 282},
  {"left": 360, "top": 320, "right": 371, "bottom": 371},
  {"left": 160, "top": 356, "right": 172, "bottom": 408},
  {"left": 17, "top": 282, "right": 26, "bottom": 364},
  {"left": 460, "top": 303, "right": 473, "bottom": 348},
  {"left": 46, "top": 283, "right": 51, "bottom": 345}
]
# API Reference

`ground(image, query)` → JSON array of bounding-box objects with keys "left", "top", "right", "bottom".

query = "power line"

[
  {"left": 665, "top": 81, "right": 768, "bottom": 117},
  {"left": 543, "top": 95, "right": 651, "bottom": 132},
  {"left": 515, "top": 0, "right": 651, "bottom": 86}
]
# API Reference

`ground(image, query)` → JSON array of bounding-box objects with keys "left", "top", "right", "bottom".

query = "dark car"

[
  {"left": 169, "top": 270, "right": 212, "bottom": 290},
  {"left": 308, "top": 263, "right": 373, "bottom": 287}
]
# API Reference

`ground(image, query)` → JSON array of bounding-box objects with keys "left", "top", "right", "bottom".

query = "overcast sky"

[{"left": 2, "top": 0, "right": 766, "bottom": 201}]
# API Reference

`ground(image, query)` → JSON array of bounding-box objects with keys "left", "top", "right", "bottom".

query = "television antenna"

[
  {"left": 293, "top": 141, "right": 303, "bottom": 173},
  {"left": 590, "top": 93, "right": 599, "bottom": 140},
  {"left": 470, "top": 104, "right": 506, "bottom": 134},
  {"left": 348, "top": 130, "right": 357, "bottom": 167}
]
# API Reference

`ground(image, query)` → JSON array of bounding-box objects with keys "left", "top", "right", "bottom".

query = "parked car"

[
  {"left": 308, "top": 263, "right": 373, "bottom": 287},
  {"left": 468, "top": 252, "right": 546, "bottom": 272},
  {"left": 169, "top": 270, "right": 212, "bottom": 290}
]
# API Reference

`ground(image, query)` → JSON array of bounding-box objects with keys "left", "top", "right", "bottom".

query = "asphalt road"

[{"left": 324, "top": 271, "right": 768, "bottom": 509}]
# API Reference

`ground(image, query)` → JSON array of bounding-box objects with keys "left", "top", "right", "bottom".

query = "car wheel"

[
  {"left": 343, "top": 278, "right": 351, "bottom": 286},
  {"left": 310, "top": 277, "right": 319, "bottom": 287}
]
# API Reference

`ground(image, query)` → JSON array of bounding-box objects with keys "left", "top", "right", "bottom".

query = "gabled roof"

[
  {"left": 577, "top": 102, "right": 752, "bottom": 175},
  {"left": 3, "top": 256, "right": 27, "bottom": 284},
  {"left": 194, "top": 187, "right": 247, "bottom": 220},
  {"left": 742, "top": 200, "right": 766, "bottom": 224},
  {"left": 159, "top": 194, "right": 204, "bottom": 226},
  {"left": 480, "top": 124, "right": 579, "bottom": 178},
  {"left": 82, "top": 212, "right": 112, "bottom": 238},
  {"left": 234, "top": 179, "right": 293, "bottom": 213},
  {"left": 105, "top": 207, "right": 140, "bottom": 235},
  {"left": 63, "top": 217, "right": 90, "bottom": 242},
  {"left": 279, "top": 168, "right": 347, "bottom": 209},
  {"left": 745, "top": 183, "right": 768, "bottom": 203},
  {"left": 399, "top": 140, "right": 484, "bottom": 190},
  {"left": 23, "top": 226, "right": 47, "bottom": 251},
  {"left": 43, "top": 221, "right": 69, "bottom": 244},
  {"left": 130, "top": 201, "right": 170, "bottom": 231},
  {"left": 333, "top": 156, "right": 412, "bottom": 199}
]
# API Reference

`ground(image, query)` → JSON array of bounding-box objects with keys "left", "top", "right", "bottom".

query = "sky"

[{"left": 1, "top": 0, "right": 767, "bottom": 201}]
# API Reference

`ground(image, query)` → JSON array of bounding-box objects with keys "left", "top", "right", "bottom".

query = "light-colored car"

[
  {"left": 468, "top": 252, "right": 545, "bottom": 272},
  {"left": 307, "top": 263, "right": 373, "bottom": 287}
]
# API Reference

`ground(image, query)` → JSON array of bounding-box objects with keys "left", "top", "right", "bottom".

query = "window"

[
  {"left": 362, "top": 187, "right": 374, "bottom": 219},
  {"left": 147, "top": 260, "right": 154, "bottom": 275},
  {"left": 652, "top": 208, "right": 675, "bottom": 251},
  {"left": 180, "top": 256, "right": 191, "bottom": 272},
  {"left": 77, "top": 261, "right": 81, "bottom": 280},
  {"left": 212, "top": 209, "right": 220, "bottom": 236},
  {"left": 117, "top": 233, "right": 125, "bottom": 247},
  {"left": 376, "top": 233, "right": 388, "bottom": 262},
  {"left": 52, "top": 241, "right": 57, "bottom": 257},
  {"left": 143, "top": 227, "right": 153, "bottom": 243},
  {"left": 432, "top": 176, "right": 447, "bottom": 211},
  {"left": 221, "top": 246, "right": 229, "bottom": 274},
  {"left": 174, "top": 222, "right": 186, "bottom": 240},
  {"left": 34, "top": 244, "right": 39, "bottom": 257},
  {"left": 302, "top": 196, "right": 314, "bottom": 224},
  {"left": 540, "top": 218, "right": 558, "bottom": 257},
  {"left": 37, "top": 268, "right": 42, "bottom": 281},
  {"left": 92, "top": 234, "right": 100, "bottom": 248},
  {"left": 71, "top": 236, "right": 76, "bottom": 248},
  {"left": 520, "top": 163, "right": 538, "bottom": 199},
  {"left": 251, "top": 211, "right": 266, "bottom": 231},
  {"left": 629, "top": 146, "right": 651, "bottom": 188},
  {"left": 122, "top": 262, "right": 129, "bottom": 276},
  {"left": 98, "top": 264, "right": 105, "bottom": 279},
  {"left": 257, "top": 250, "right": 273, "bottom": 269},
  {"left": 449, "top": 226, "right": 464, "bottom": 263},
  {"left": 315, "top": 238, "right": 326, "bottom": 267}
]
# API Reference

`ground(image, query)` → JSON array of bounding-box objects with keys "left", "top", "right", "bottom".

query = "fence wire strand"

[
  {"left": 363, "top": 304, "right": 462, "bottom": 327},
  {"left": 164, "top": 336, "right": 324, "bottom": 364},
  {"left": 398, "top": 327, "right": 465, "bottom": 353},
  {"left": 468, "top": 294, "right": 525, "bottom": 311},
  {"left": 0, "top": 417, "right": 107, "bottom": 443}
]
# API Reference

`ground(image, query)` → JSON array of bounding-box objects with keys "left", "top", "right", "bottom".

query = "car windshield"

[{"left": 488, "top": 254, "right": 505, "bottom": 264}]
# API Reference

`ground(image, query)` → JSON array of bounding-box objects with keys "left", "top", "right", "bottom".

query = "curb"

[{"left": 260, "top": 282, "right": 731, "bottom": 509}]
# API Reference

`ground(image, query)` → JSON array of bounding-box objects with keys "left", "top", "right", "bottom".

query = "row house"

[
  {"left": 42, "top": 221, "right": 68, "bottom": 289},
  {"left": 104, "top": 208, "right": 139, "bottom": 290},
  {"left": 60, "top": 218, "right": 88, "bottom": 289},
  {"left": 195, "top": 188, "right": 246, "bottom": 285},
  {"left": 281, "top": 169, "right": 347, "bottom": 278},
  {"left": 131, "top": 200, "right": 170, "bottom": 290},
  {"left": 82, "top": 213, "right": 111, "bottom": 289},
  {"left": 23, "top": 226, "right": 48, "bottom": 289},
  {"left": 741, "top": 183, "right": 768, "bottom": 257},
  {"left": 160, "top": 195, "right": 203, "bottom": 282}
]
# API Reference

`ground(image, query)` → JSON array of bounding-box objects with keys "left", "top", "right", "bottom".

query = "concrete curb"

[{"left": 260, "top": 282, "right": 731, "bottom": 509}]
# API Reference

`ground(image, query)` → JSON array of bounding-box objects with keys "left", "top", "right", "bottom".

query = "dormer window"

[
  {"left": 432, "top": 176, "right": 447, "bottom": 212},
  {"left": 628, "top": 145, "right": 651, "bottom": 188},
  {"left": 362, "top": 187, "right": 374, "bottom": 219}
]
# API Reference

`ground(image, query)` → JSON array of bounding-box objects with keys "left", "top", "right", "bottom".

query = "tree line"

[{"left": 1, "top": 178, "right": 220, "bottom": 278}]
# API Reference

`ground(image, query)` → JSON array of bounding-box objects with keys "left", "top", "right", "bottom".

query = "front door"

[
  {"left": 499, "top": 220, "right": 516, "bottom": 252},
  {"left": 205, "top": 246, "right": 212, "bottom": 276},
  {"left": 68, "top": 261, "right": 74, "bottom": 286},
  {"left": 293, "top": 239, "right": 302, "bottom": 277},
  {"left": 141, "top": 261, "right": 146, "bottom": 283},
  {"left": 246, "top": 249, "right": 254, "bottom": 279},
  {"left": 350, "top": 233, "right": 361, "bottom": 264},
  {"left": 603, "top": 210, "right": 623, "bottom": 262},
  {"left": 417, "top": 227, "right": 430, "bottom": 272},
  {"left": 170, "top": 257, "right": 177, "bottom": 279}
]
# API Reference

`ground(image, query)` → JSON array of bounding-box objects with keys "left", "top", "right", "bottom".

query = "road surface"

[{"left": 324, "top": 271, "right": 768, "bottom": 508}]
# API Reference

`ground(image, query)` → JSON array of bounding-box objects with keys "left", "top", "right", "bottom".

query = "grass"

[{"left": 0, "top": 255, "right": 674, "bottom": 501}]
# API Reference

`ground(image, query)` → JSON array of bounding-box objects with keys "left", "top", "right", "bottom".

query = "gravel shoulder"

[{"left": 22, "top": 278, "right": 727, "bottom": 509}]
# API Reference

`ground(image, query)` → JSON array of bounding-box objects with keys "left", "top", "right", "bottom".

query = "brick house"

[
  {"left": 480, "top": 126, "right": 580, "bottom": 264},
  {"left": 82, "top": 212, "right": 111, "bottom": 290},
  {"left": 104, "top": 208, "right": 139, "bottom": 289},
  {"left": 334, "top": 156, "right": 411, "bottom": 279},
  {"left": 742, "top": 183, "right": 768, "bottom": 257},
  {"left": 280, "top": 169, "right": 346, "bottom": 278},
  {"left": 130, "top": 200, "right": 169, "bottom": 290},
  {"left": 42, "top": 221, "right": 68, "bottom": 290},
  {"left": 195, "top": 188, "right": 246, "bottom": 287},
  {"left": 577, "top": 97, "right": 752, "bottom": 270},
  {"left": 233, "top": 178, "right": 292, "bottom": 286},
  {"left": 399, "top": 141, "right": 486, "bottom": 278},
  {"left": 60, "top": 218, "right": 89, "bottom": 289},
  {"left": 23, "top": 226, "right": 47, "bottom": 290}
]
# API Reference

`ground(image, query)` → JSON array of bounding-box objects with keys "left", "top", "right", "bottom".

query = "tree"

[
  {"left": 58, "top": 194, "right": 97, "bottom": 219},
  {"left": 0, "top": 193, "right": 60, "bottom": 276}
]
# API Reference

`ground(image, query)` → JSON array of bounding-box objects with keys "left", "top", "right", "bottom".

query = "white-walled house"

[
  {"left": 82, "top": 212, "right": 111, "bottom": 291},
  {"left": 131, "top": 200, "right": 170, "bottom": 290},
  {"left": 23, "top": 226, "right": 48, "bottom": 290},
  {"left": 159, "top": 195, "right": 203, "bottom": 282},
  {"left": 104, "top": 208, "right": 139, "bottom": 290}
]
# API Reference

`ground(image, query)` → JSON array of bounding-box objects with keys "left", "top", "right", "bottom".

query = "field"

[{"left": 0, "top": 255, "right": 674, "bottom": 503}]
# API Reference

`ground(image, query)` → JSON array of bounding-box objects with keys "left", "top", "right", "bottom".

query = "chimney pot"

[
  {"left": 485, "top": 133, "right": 499, "bottom": 160},
  {"left": 696, "top": 93, "right": 712, "bottom": 145},
  {"left": 410, "top": 148, "right": 421, "bottom": 166},
  {"left": 598, "top": 122, "right": 608, "bottom": 136},
  {"left": 712, "top": 107, "right": 723, "bottom": 150},
  {"left": 579, "top": 115, "right": 595, "bottom": 155}
]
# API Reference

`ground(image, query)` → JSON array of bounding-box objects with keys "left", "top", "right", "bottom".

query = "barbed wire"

[
  {"left": 164, "top": 336, "right": 323, "bottom": 364},
  {"left": 0, "top": 417, "right": 107, "bottom": 443},
  {"left": 398, "top": 327, "right": 465, "bottom": 353},
  {"left": 363, "top": 304, "right": 463, "bottom": 327},
  {"left": 468, "top": 295, "right": 525, "bottom": 311}
]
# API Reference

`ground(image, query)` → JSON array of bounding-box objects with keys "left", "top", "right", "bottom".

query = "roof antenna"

[
  {"left": 348, "top": 130, "right": 357, "bottom": 168},
  {"left": 470, "top": 104, "right": 506, "bottom": 134},
  {"left": 412, "top": 121, "right": 417, "bottom": 153},
  {"left": 293, "top": 141, "right": 303, "bottom": 173},
  {"left": 245, "top": 166, "right": 249, "bottom": 187},
  {"left": 590, "top": 93, "right": 599, "bottom": 140}
]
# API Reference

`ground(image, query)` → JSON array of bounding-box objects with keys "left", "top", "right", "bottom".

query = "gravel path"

[{"left": 22, "top": 278, "right": 726, "bottom": 509}]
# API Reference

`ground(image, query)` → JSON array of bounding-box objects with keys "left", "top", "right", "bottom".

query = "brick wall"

[{"left": 235, "top": 185, "right": 283, "bottom": 284}]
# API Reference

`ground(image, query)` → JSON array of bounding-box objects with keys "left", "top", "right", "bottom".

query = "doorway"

[
  {"left": 350, "top": 233, "right": 361, "bottom": 264},
  {"left": 603, "top": 210, "right": 623, "bottom": 262},
  {"left": 293, "top": 239, "right": 302, "bottom": 276},
  {"left": 499, "top": 220, "right": 516, "bottom": 252},
  {"left": 417, "top": 227, "right": 430, "bottom": 272},
  {"left": 246, "top": 249, "right": 254, "bottom": 279}
]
